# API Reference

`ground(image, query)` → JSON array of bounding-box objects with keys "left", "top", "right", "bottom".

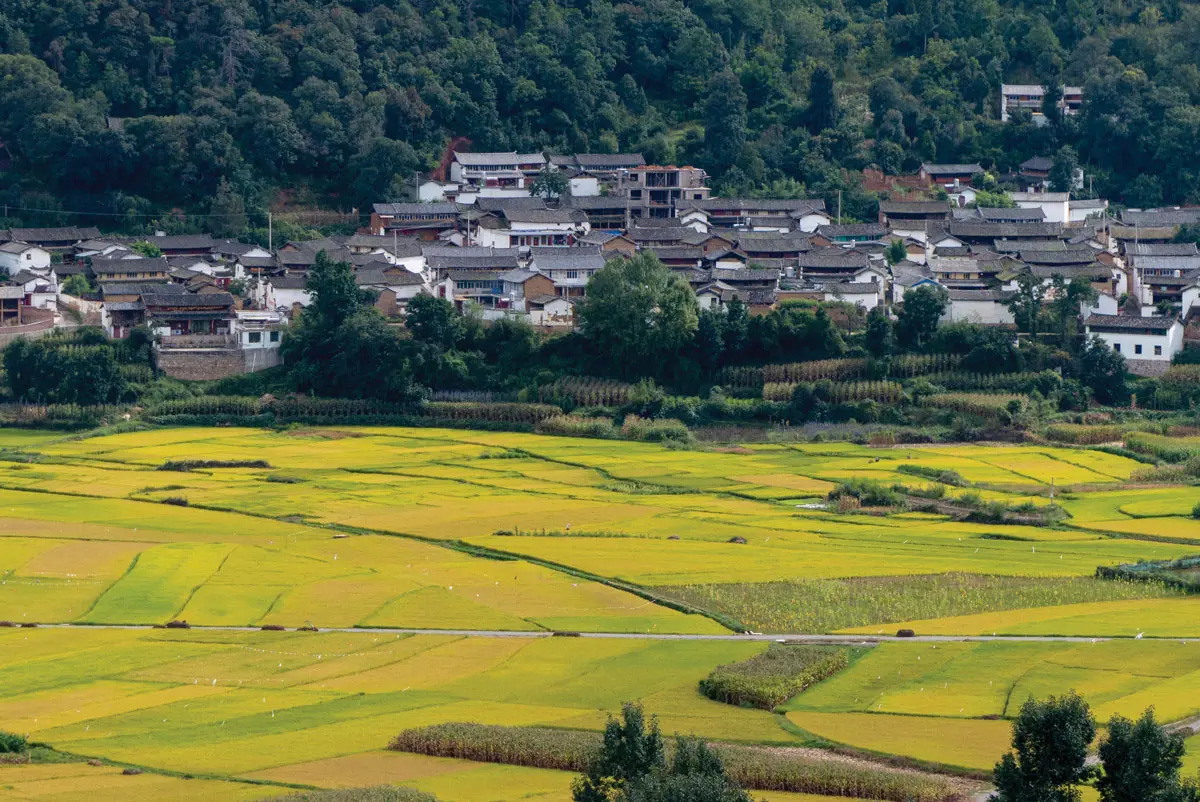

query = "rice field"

[{"left": 1, "top": 425, "right": 1198, "bottom": 794}]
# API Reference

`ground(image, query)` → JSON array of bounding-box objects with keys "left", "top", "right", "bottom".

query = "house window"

[
  {"left": 630, "top": 190, "right": 642, "bottom": 199},
  {"left": 1113, "top": 343, "right": 1121, "bottom": 352},
  {"left": 1134, "top": 344, "right": 1142, "bottom": 355},
  {"left": 270, "top": 331, "right": 280, "bottom": 343},
  {"left": 565, "top": 270, "right": 578, "bottom": 279},
  {"left": 248, "top": 332, "right": 262, "bottom": 344},
  {"left": 1154, "top": 345, "right": 1162, "bottom": 356}
]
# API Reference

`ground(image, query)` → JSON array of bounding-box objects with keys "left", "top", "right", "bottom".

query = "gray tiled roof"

[{"left": 1085, "top": 315, "right": 1178, "bottom": 332}]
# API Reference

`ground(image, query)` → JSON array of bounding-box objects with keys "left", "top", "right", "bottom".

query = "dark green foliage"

[
  {"left": 827, "top": 479, "right": 900, "bottom": 507},
  {"left": 1077, "top": 336, "right": 1130, "bottom": 406},
  {"left": 281, "top": 252, "right": 421, "bottom": 401},
  {"left": 865, "top": 306, "right": 895, "bottom": 358},
  {"left": 577, "top": 253, "right": 699, "bottom": 382},
  {"left": 699, "top": 645, "right": 850, "bottom": 709},
  {"left": 573, "top": 702, "right": 666, "bottom": 802},
  {"left": 0, "top": 731, "right": 27, "bottom": 754},
  {"left": 625, "top": 738, "right": 753, "bottom": 802},
  {"left": 992, "top": 693, "right": 1097, "bottom": 802},
  {"left": 530, "top": 167, "right": 569, "bottom": 200},
  {"left": 2, "top": 327, "right": 148, "bottom": 405},
  {"left": 896, "top": 286, "right": 948, "bottom": 349},
  {"left": 1097, "top": 709, "right": 1187, "bottom": 802}
]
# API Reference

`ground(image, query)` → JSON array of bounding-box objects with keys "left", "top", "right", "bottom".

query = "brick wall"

[{"left": 157, "top": 347, "right": 282, "bottom": 381}]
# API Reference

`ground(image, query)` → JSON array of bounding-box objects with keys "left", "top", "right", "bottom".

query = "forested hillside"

[{"left": 1, "top": 0, "right": 1198, "bottom": 227}]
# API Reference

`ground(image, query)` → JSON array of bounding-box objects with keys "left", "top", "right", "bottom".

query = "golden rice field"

[{"left": 1, "top": 425, "right": 1199, "bottom": 797}]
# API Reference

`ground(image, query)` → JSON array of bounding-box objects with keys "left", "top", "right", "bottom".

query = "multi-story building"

[
  {"left": 622, "top": 165, "right": 710, "bottom": 219},
  {"left": 1000, "top": 84, "right": 1084, "bottom": 122}
]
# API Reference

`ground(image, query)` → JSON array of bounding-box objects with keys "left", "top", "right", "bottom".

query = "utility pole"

[
  {"left": 837, "top": 190, "right": 842, "bottom": 225},
  {"left": 267, "top": 211, "right": 273, "bottom": 253}
]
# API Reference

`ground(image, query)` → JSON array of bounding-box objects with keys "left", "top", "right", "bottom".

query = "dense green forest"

[{"left": 0, "top": 0, "right": 1198, "bottom": 227}]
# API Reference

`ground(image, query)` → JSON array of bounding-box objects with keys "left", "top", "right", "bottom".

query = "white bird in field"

[{"left": 1136, "top": 632, "right": 1144, "bottom": 639}]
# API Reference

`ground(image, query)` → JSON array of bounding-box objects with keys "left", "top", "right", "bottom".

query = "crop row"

[
  {"left": 762, "top": 381, "right": 903, "bottom": 404},
  {"left": 389, "top": 723, "right": 960, "bottom": 801},
  {"left": 920, "top": 392, "right": 1024, "bottom": 418},
  {"left": 921, "top": 371, "right": 1043, "bottom": 392},
  {"left": 537, "top": 376, "right": 635, "bottom": 406},
  {"left": 143, "top": 396, "right": 562, "bottom": 424},
  {"left": 1125, "top": 431, "right": 1200, "bottom": 462},
  {"left": 719, "top": 354, "right": 962, "bottom": 389},
  {"left": 699, "top": 645, "right": 850, "bottom": 709}
]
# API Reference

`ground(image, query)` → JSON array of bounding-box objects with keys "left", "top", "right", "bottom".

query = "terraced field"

[{"left": 0, "top": 426, "right": 1197, "bottom": 799}]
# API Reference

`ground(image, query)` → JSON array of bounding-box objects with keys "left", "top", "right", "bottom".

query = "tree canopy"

[{"left": 2, "top": 0, "right": 1200, "bottom": 227}]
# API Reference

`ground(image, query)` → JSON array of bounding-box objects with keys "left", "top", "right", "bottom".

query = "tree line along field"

[{"left": 0, "top": 425, "right": 1198, "bottom": 799}]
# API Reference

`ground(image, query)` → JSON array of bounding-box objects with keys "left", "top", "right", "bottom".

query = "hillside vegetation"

[{"left": 1, "top": 0, "right": 1199, "bottom": 228}]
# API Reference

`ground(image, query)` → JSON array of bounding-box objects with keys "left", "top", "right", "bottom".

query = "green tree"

[
  {"left": 208, "top": 178, "right": 248, "bottom": 239},
  {"left": 864, "top": 305, "right": 895, "bottom": 357},
  {"left": 1049, "top": 146, "right": 1079, "bottom": 194},
  {"left": 530, "top": 167, "right": 569, "bottom": 200},
  {"left": 895, "top": 285, "right": 948, "bottom": 349},
  {"left": 703, "top": 69, "right": 748, "bottom": 173},
  {"left": 405, "top": 293, "right": 461, "bottom": 350},
  {"left": 62, "top": 273, "right": 92, "bottom": 297},
  {"left": 992, "top": 693, "right": 1097, "bottom": 802},
  {"left": 886, "top": 239, "right": 907, "bottom": 265},
  {"left": 1097, "top": 708, "right": 1187, "bottom": 802},
  {"left": 1047, "top": 275, "right": 1097, "bottom": 349},
  {"left": 625, "top": 738, "right": 753, "bottom": 802},
  {"left": 1077, "top": 335, "right": 1129, "bottom": 406},
  {"left": 577, "top": 253, "right": 699, "bottom": 380},
  {"left": 1006, "top": 272, "right": 1044, "bottom": 336},
  {"left": 131, "top": 240, "right": 163, "bottom": 257},
  {"left": 281, "top": 251, "right": 419, "bottom": 401},
  {"left": 807, "top": 66, "right": 838, "bottom": 134},
  {"left": 573, "top": 702, "right": 665, "bottom": 802}
]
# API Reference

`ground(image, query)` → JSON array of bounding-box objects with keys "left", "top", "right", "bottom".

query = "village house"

[
  {"left": 1019, "top": 156, "right": 1053, "bottom": 186},
  {"left": 4, "top": 269, "right": 58, "bottom": 309},
  {"left": 877, "top": 201, "right": 950, "bottom": 240},
  {"left": 1008, "top": 192, "right": 1070, "bottom": 224},
  {"left": 0, "top": 241, "right": 51, "bottom": 274},
  {"left": 1000, "top": 84, "right": 1083, "bottom": 123},
  {"left": 1, "top": 226, "right": 101, "bottom": 251},
  {"left": 917, "top": 163, "right": 984, "bottom": 190},
  {"left": 528, "top": 247, "right": 607, "bottom": 297},
  {"left": 682, "top": 198, "right": 829, "bottom": 232},
  {"left": 1084, "top": 315, "right": 1185, "bottom": 373},
  {"left": 449, "top": 152, "right": 547, "bottom": 196},
  {"left": 527, "top": 294, "right": 576, "bottom": 327},
  {"left": 942, "top": 289, "right": 1016, "bottom": 325},
  {"left": 370, "top": 202, "right": 461, "bottom": 241},
  {"left": 622, "top": 165, "right": 711, "bottom": 219},
  {"left": 91, "top": 255, "right": 172, "bottom": 283}
]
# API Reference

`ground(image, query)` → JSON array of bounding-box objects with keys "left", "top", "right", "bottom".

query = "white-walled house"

[
  {"left": 1084, "top": 315, "right": 1184, "bottom": 367},
  {"left": 269, "top": 275, "right": 311, "bottom": 311},
  {"left": 1009, "top": 192, "right": 1070, "bottom": 224},
  {"left": 6, "top": 269, "right": 58, "bottom": 309},
  {"left": 1083, "top": 291, "right": 1120, "bottom": 318},
  {"left": 0, "top": 242, "right": 51, "bottom": 274},
  {"left": 942, "top": 289, "right": 1015, "bottom": 325},
  {"left": 1069, "top": 198, "right": 1109, "bottom": 223}
]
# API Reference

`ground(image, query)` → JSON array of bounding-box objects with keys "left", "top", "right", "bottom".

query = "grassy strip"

[
  {"left": 699, "top": 644, "right": 852, "bottom": 710},
  {"left": 651, "top": 573, "right": 1185, "bottom": 634},
  {"left": 388, "top": 723, "right": 964, "bottom": 801}
]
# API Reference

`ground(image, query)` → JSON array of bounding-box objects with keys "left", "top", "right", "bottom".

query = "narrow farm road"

[{"left": 27, "top": 622, "right": 1200, "bottom": 644}]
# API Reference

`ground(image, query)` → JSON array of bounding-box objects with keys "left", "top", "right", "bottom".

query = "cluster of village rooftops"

[{"left": 0, "top": 147, "right": 1196, "bottom": 379}]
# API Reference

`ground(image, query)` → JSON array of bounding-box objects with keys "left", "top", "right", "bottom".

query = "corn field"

[
  {"left": 389, "top": 723, "right": 960, "bottom": 801},
  {"left": 888, "top": 353, "right": 962, "bottom": 377},
  {"left": 921, "top": 392, "right": 1024, "bottom": 418},
  {"left": 923, "top": 371, "right": 1041, "bottom": 392},
  {"left": 537, "top": 376, "right": 635, "bottom": 407},
  {"left": 148, "top": 396, "right": 264, "bottom": 417},
  {"left": 1125, "top": 431, "right": 1200, "bottom": 462},
  {"left": 763, "top": 358, "right": 867, "bottom": 383},
  {"left": 763, "top": 380, "right": 903, "bottom": 404},
  {"left": 717, "top": 365, "right": 767, "bottom": 389},
  {"left": 418, "top": 401, "right": 562, "bottom": 424}
]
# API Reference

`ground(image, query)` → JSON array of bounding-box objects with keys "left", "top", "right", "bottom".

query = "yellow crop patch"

[{"left": 787, "top": 711, "right": 1011, "bottom": 770}]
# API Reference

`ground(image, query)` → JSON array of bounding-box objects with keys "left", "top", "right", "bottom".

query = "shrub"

[
  {"left": 1193, "top": 502, "right": 1200, "bottom": 520},
  {"left": 828, "top": 478, "right": 901, "bottom": 508},
  {"left": 699, "top": 645, "right": 850, "bottom": 710},
  {"left": 535, "top": 414, "right": 618, "bottom": 439},
  {"left": 0, "top": 732, "right": 27, "bottom": 754},
  {"left": 158, "top": 460, "right": 270, "bottom": 471},
  {"left": 896, "top": 464, "right": 967, "bottom": 486},
  {"left": 621, "top": 415, "right": 692, "bottom": 443}
]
